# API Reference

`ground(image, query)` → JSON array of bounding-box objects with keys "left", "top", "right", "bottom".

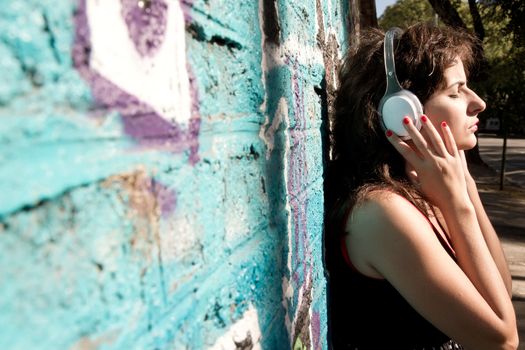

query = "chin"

[{"left": 457, "top": 135, "right": 478, "bottom": 150}]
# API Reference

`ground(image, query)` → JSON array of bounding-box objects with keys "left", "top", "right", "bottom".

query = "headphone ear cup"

[{"left": 379, "top": 90, "right": 423, "bottom": 139}]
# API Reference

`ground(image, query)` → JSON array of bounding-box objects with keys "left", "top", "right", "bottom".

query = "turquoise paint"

[
  {"left": 0, "top": 42, "right": 31, "bottom": 104},
  {"left": 0, "top": 0, "right": 347, "bottom": 349}
]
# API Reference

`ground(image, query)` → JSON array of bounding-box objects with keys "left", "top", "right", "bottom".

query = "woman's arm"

[
  {"left": 346, "top": 191, "right": 518, "bottom": 350},
  {"left": 375, "top": 116, "right": 518, "bottom": 349}
]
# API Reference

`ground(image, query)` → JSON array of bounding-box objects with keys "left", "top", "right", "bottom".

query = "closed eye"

[{"left": 446, "top": 81, "right": 465, "bottom": 99}]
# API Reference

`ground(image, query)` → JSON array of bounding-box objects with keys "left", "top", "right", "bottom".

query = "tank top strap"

[{"left": 400, "top": 197, "right": 457, "bottom": 259}]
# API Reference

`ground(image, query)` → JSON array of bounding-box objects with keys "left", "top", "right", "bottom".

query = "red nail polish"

[
  {"left": 386, "top": 130, "right": 393, "bottom": 137},
  {"left": 421, "top": 115, "right": 428, "bottom": 123},
  {"left": 403, "top": 116, "right": 410, "bottom": 125},
  {"left": 441, "top": 121, "right": 447, "bottom": 127}
]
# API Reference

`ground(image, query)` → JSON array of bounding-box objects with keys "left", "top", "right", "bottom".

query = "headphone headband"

[
  {"left": 383, "top": 27, "right": 403, "bottom": 96},
  {"left": 379, "top": 27, "right": 423, "bottom": 139}
]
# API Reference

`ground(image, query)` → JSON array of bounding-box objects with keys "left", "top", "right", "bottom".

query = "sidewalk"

[{"left": 469, "top": 162, "right": 525, "bottom": 349}]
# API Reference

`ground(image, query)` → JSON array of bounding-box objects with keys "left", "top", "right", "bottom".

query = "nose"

[{"left": 467, "top": 90, "right": 486, "bottom": 116}]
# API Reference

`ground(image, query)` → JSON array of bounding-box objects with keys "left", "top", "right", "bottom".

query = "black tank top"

[{"left": 327, "top": 206, "right": 464, "bottom": 349}]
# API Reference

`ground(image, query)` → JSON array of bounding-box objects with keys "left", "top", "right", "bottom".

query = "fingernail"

[
  {"left": 421, "top": 115, "right": 428, "bottom": 123},
  {"left": 386, "top": 130, "right": 393, "bottom": 137},
  {"left": 403, "top": 116, "right": 410, "bottom": 125},
  {"left": 441, "top": 121, "right": 447, "bottom": 127}
]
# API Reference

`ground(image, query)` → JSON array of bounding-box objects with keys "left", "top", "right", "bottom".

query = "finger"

[
  {"left": 419, "top": 115, "right": 447, "bottom": 157},
  {"left": 385, "top": 129, "right": 422, "bottom": 167},
  {"left": 458, "top": 149, "right": 469, "bottom": 171},
  {"left": 402, "top": 116, "right": 433, "bottom": 158},
  {"left": 458, "top": 149, "right": 467, "bottom": 164},
  {"left": 441, "top": 121, "right": 458, "bottom": 156},
  {"left": 406, "top": 169, "right": 419, "bottom": 186},
  {"left": 458, "top": 150, "right": 472, "bottom": 176}
]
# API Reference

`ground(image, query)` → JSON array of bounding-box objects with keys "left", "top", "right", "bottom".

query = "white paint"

[
  {"left": 329, "top": 29, "right": 341, "bottom": 88},
  {"left": 161, "top": 212, "right": 199, "bottom": 262},
  {"left": 209, "top": 304, "right": 262, "bottom": 350},
  {"left": 224, "top": 194, "right": 249, "bottom": 242},
  {"left": 283, "top": 35, "right": 324, "bottom": 68},
  {"left": 326, "top": 0, "right": 333, "bottom": 26},
  {"left": 280, "top": 99, "right": 293, "bottom": 277},
  {"left": 281, "top": 276, "right": 294, "bottom": 335},
  {"left": 281, "top": 96, "right": 294, "bottom": 341},
  {"left": 258, "top": 0, "right": 323, "bottom": 114},
  {"left": 259, "top": 97, "right": 287, "bottom": 160},
  {"left": 87, "top": 0, "right": 192, "bottom": 125}
]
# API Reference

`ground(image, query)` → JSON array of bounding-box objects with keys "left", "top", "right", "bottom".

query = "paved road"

[
  {"left": 476, "top": 134, "right": 525, "bottom": 349},
  {"left": 478, "top": 135, "right": 525, "bottom": 188}
]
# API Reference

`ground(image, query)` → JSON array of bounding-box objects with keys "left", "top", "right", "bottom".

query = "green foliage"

[
  {"left": 378, "top": 0, "right": 525, "bottom": 135},
  {"left": 473, "top": 2, "right": 525, "bottom": 135}
]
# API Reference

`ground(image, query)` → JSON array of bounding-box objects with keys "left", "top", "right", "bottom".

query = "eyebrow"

[{"left": 446, "top": 81, "right": 466, "bottom": 89}]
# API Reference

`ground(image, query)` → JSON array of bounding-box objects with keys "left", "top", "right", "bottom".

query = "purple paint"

[
  {"left": 121, "top": 0, "right": 168, "bottom": 57},
  {"left": 151, "top": 178, "right": 177, "bottom": 217},
  {"left": 286, "top": 58, "right": 323, "bottom": 344},
  {"left": 179, "top": 0, "right": 195, "bottom": 23},
  {"left": 287, "top": 57, "right": 311, "bottom": 287},
  {"left": 72, "top": 0, "right": 200, "bottom": 163},
  {"left": 312, "top": 311, "right": 321, "bottom": 350}
]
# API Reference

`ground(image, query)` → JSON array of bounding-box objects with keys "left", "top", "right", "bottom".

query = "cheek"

[
  {"left": 425, "top": 111, "right": 445, "bottom": 134},
  {"left": 423, "top": 103, "right": 444, "bottom": 124},
  {"left": 424, "top": 105, "right": 457, "bottom": 132}
]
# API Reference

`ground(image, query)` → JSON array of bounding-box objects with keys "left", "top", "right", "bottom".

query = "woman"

[{"left": 325, "top": 23, "right": 518, "bottom": 349}]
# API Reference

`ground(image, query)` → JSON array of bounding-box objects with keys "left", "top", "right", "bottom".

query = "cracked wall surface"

[{"left": 0, "top": 0, "right": 347, "bottom": 349}]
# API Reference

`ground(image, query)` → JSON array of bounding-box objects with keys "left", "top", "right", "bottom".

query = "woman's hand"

[
  {"left": 458, "top": 149, "right": 478, "bottom": 189},
  {"left": 386, "top": 115, "right": 472, "bottom": 213}
]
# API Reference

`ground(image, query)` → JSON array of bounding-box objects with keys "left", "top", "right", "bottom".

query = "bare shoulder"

[
  {"left": 344, "top": 189, "right": 433, "bottom": 278},
  {"left": 344, "top": 189, "right": 518, "bottom": 349},
  {"left": 346, "top": 189, "right": 429, "bottom": 237}
]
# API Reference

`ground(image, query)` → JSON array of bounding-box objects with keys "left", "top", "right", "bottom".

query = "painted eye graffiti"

[{"left": 73, "top": 0, "right": 200, "bottom": 159}]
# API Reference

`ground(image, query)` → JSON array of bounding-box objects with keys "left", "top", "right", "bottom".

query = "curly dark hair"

[{"left": 325, "top": 22, "right": 478, "bottom": 238}]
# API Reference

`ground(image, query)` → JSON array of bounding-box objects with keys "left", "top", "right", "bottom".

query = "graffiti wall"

[{"left": 0, "top": 0, "right": 346, "bottom": 349}]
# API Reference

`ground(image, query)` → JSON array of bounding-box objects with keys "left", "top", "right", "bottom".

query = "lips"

[{"left": 468, "top": 119, "right": 479, "bottom": 132}]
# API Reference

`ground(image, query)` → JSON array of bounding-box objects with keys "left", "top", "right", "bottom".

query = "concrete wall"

[{"left": 0, "top": 1, "right": 347, "bottom": 349}]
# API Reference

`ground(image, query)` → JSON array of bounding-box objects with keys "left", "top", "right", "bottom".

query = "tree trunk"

[
  {"left": 468, "top": 0, "right": 485, "bottom": 41},
  {"left": 348, "top": 0, "right": 378, "bottom": 47},
  {"left": 427, "top": 0, "right": 467, "bottom": 29},
  {"left": 359, "top": 0, "right": 378, "bottom": 28}
]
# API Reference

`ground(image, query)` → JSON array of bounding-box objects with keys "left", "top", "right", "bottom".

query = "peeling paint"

[
  {"left": 209, "top": 305, "right": 262, "bottom": 350},
  {"left": 259, "top": 97, "right": 287, "bottom": 159},
  {"left": 0, "top": 1, "right": 345, "bottom": 348},
  {"left": 69, "top": 329, "right": 121, "bottom": 350},
  {"left": 121, "top": 0, "right": 168, "bottom": 57}
]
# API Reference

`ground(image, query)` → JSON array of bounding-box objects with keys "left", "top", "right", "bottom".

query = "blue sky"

[{"left": 376, "top": 0, "right": 398, "bottom": 17}]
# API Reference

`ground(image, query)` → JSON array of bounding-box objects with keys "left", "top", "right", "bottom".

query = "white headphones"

[{"left": 378, "top": 27, "right": 423, "bottom": 139}]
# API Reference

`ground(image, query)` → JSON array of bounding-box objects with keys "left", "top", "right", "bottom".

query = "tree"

[
  {"left": 427, "top": 0, "right": 466, "bottom": 29},
  {"left": 473, "top": 1, "right": 525, "bottom": 136},
  {"left": 348, "top": 0, "right": 378, "bottom": 47},
  {"left": 468, "top": 0, "right": 485, "bottom": 40}
]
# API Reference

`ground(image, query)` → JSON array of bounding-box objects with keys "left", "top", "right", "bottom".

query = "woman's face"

[{"left": 423, "top": 58, "right": 486, "bottom": 150}]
